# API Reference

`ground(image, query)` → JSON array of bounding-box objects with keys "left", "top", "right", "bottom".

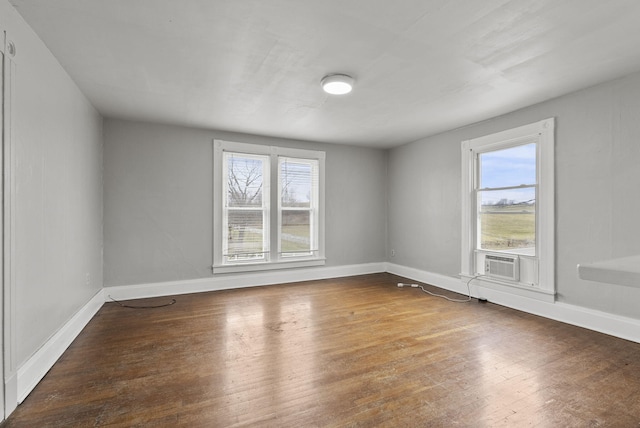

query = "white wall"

[
  {"left": 1, "top": 0, "right": 103, "bottom": 372},
  {"left": 103, "top": 119, "right": 387, "bottom": 287},
  {"left": 388, "top": 70, "right": 640, "bottom": 320}
]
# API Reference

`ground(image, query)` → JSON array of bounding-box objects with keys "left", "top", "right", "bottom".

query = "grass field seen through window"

[
  {"left": 480, "top": 203, "right": 535, "bottom": 253},
  {"left": 226, "top": 224, "right": 312, "bottom": 260}
]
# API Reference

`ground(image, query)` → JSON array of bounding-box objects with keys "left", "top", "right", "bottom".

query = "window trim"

[
  {"left": 461, "top": 118, "right": 555, "bottom": 299},
  {"left": 213, "top": 139, "right": 325, "bottom": 274}
]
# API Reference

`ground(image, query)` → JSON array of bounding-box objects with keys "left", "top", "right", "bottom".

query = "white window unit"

[
  {"left": 213, "top": 140, "right": 325, "bottom": 274},
  {"left": 461, "top": 118, "right": 555, "bottom": 300},
  {"left": 475, "top": 251, "right": 539, "bottom": 286},
  {"left": 484, "top": 253, "right": 520, "bottom": 281}
]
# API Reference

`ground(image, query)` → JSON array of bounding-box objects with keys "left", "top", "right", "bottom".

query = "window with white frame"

[
  {"left": 461, "top": 118, "right": 555, "bottom": 300},
  {"left": 213, "top": 140, "right": 325, "bottom": 273}
]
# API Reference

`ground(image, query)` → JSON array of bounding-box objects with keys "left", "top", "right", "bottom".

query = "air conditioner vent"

[{"left": 485, "top": 254, "right": 519, "bottom": 281}]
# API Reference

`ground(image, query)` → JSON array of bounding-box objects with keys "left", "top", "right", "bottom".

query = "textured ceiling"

[{"left": 9, "top": 0, "right": 640, "bottom": 148}]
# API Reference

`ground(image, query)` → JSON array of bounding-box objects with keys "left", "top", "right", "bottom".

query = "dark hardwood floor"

[{"left": 3, "top": 273, "right": 640, "bottom": 427}]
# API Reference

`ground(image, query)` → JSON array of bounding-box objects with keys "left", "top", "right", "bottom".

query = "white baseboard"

[
  {"left": 386, "top": 262, "right": 640, "bottom": 344},
  {"left": 16, "top": 289, "right": 105, "bottom": 403},
  {"left": 105, "top": 262, "right": 387, "bottom": 301},
  {"left": 386, "top": 263, "right": 465, "bottom": 294}
]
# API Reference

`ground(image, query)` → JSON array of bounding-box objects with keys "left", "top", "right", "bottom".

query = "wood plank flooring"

[{"left": 3, "top": 273, "right": 640, "bottom": 427}]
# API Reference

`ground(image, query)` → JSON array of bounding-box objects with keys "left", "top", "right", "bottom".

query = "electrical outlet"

[
  {"left": 391, "top": 249, "right": 396, "bottom": 257},
  {"left": 85, "top": 273, "right": 91, "bottom": 286}
]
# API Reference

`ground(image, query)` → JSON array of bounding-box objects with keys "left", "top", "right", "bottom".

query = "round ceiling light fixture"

[{"left": 321, "top": 74, "right": 354, "bottom": 95}]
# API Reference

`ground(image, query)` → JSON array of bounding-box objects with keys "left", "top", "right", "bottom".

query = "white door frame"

[
  {"left": 0, "top": 31, "right": 5, "bottom": 423},
  {"left": 2, "top": 28, "right": 17, "bottom": 419}
]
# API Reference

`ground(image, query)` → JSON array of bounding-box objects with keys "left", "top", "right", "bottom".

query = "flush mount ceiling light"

[{"left": 321, "top": 74, "right": 354, "bottom": 95}]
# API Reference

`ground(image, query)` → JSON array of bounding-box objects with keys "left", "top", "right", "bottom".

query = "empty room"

[{"left": 1, "top": 0, "right": 640, "bottom": 426}]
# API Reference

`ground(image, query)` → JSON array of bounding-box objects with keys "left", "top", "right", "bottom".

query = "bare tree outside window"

[
  {"left": 224, "top": 154, "right": 268, "bottom": 261},
  {"left": 227, "top": 156, "right": 263, "bottom": 207}
]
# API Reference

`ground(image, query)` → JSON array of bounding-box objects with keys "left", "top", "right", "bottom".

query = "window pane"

[
  {"left": 279, "top": 157, "right": 318, "bottom": 258},
  {"left": 281, "top": 210, "right": 311, "bottom": 256},
  {"left": 223, "top": 151, "right": 269, "bottom": 263},
  {"left": 226, "top": 154, "right": 265, "bottom": 207},
  {"left": 226, "top": 209, "right": 266, "bottom": 261},
  {"left": 480, "top": 143, "right": 536, "bottom": 188},
  {"left": 280, "top": 159, "right": 313, "bottom": 208},
  {"left": 479, "top": 187, "right": 535, "bottom": 255}
]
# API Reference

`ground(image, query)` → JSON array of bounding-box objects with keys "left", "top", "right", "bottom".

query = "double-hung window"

[
  {"left": 461, "top": 118, "right": 555, "bottom": 300},
  {"left": 213, "top": 140, "right": 325, "bottom": 273}
]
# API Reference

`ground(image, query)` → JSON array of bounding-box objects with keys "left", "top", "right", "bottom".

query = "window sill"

[
  {"left": 213, "top": 257, "right": 326, "bottom": 274},
  {"left": 461, "top": 274, "right": 555, "bottom": 303}
]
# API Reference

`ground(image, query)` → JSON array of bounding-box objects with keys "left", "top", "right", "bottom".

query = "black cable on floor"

[{"left": 108, "top": 295, "right": 176, "bottom": 309}]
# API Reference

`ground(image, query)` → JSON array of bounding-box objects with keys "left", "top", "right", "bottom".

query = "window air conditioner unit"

[{"left": 485, "top": 254, "right": 519, "bottom": 281}]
